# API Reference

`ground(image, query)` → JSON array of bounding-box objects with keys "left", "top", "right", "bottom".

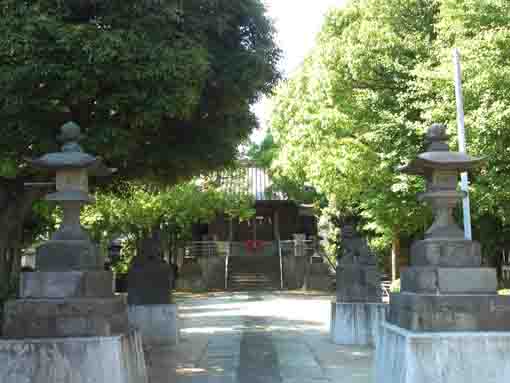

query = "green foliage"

[
  {"left": 81, "top": 179, "right": 255, "bottom": 271},
  {"left": 390, "top": 279, "right": 401, "bottom": 293},
  {"left": 246, "top": 134, "right": 278, "bottom": 169},
  {"left": 245, "top": 133, "right": 324, "bottom": 204},
  {"left": 270, "top": 0, "right": 435, "bottom": 250},
  {"left": 269, "top": 0, "right": 510, "bottom": 257},
  {"left": 0, "top": 0, "right": 279, "bottom": 302},
  {"left": 0, "top": 0, "right": 280, "bottom": 182},
  {"left": 81, "top": 180, "right": 255, "bottom": 245}
]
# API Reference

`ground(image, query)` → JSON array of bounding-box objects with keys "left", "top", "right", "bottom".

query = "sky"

[{"left": 251, "top": 0, "right": 347, "bottom": 144}]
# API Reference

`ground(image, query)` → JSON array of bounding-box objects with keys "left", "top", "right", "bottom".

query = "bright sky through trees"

[{"left": 251, "top": 0, "right": 347, "bottom": 143}]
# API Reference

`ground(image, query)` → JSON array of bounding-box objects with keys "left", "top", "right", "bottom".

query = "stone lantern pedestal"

[
  {"left": 0, "top": 122, "right": 147, "bottom": 383},
  {"left": 375, "top": 124, "right": 510, "bottom": 383},
  {"left": 330, "top": 221, "right": 387, "bottom": 346}
]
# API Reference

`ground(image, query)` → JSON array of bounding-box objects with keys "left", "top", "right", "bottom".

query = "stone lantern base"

[
  {"left": 2, "top": 271, "right": 130, "bottom": 338},
  {"left": 330, "top": 301, "right": 387, "bottom": 346},
  {"left": 375, "top": 322, "right": 510, "bottom": 383},
  {"left": 1, "top": 271, "right": 148, "bottom": 382},
  {"left": 0, "top": 330, "right": 147, "bottom": 383}
]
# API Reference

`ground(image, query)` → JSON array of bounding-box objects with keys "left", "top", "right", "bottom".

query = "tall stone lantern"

[
  {"left": 30, "top": 121, "right": 106, "bottom": 271},
  {"left": 376, "top": 124, "right": 510, "bottom": 383},
  {"left": 0, "top": 122, "right": 147, "bottom": 383}
]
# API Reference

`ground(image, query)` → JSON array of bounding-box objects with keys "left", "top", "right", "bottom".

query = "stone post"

[
  {"left": 330, "top": 219, "right": 387, "bottom": 346},
  {"left": 127, "top": 235, "right": 178, "bottom": 345}
]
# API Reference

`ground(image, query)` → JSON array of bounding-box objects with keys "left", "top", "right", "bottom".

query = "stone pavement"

[{"left": 145, "top": 291, "right": 373, "bottom": 383}]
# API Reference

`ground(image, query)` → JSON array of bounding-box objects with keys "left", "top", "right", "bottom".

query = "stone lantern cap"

[
  {"left": 29, "top": 121, "right": 113, "bottom": 176},
  {"left": 400, "top": 123, "right": 484, "bottom": 176}
]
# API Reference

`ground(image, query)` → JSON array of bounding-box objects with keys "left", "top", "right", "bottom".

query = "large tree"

[
  {"left": 270, "top": 0, "right": 435, "bottom": 270},
  {"left": 269, "top": 0, "right": 510, "bottom": 277},
  {"left": 0, "top": 0, "right": 280, "bottom": 311},
  {"left": 0, "top": 0, "right": 280, "bottom": 249}
]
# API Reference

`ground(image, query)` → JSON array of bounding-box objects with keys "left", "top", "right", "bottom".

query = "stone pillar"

[
  {"left": 127, "top": 236, "right": 178, "bottom": 345},
  {"left": 0, "top": 122, "right": 147, "bottom": 383},
  {"left": 273, "top": 209, "right": 280, "bottom": 240},
  {"left": 330, "top": 219, "right": 387, "bottom": 346},
  {"left": 376, "top": 124, "right": 510, "bottom": 383}
]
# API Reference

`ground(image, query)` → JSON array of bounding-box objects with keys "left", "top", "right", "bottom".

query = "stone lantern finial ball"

[
  {"left": 58, "top": 121, "right": 81, "bottom": 143},
  {"left": 426, "top": 123, "right": 447, "bottom": 140}
]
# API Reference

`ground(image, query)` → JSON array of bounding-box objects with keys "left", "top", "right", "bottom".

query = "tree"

[
  {"left": 270, "top": 0, "right": 510, "bottom": 279},
  {"left": 270, "top": 0, "right": 436, "bottom": 275},
  {"left": 245, "top": 133, "right": 322, "bottom": 204},
  {"left": 81, "top": 181, "right": 255, "bottom": 272},
  {"left": 0, "top": 0, "right": 279, "bottom": 309}
]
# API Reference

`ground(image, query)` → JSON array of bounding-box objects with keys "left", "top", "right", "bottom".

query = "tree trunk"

[
  {"left": 0, "top": 178, "right": 48, "bottom": 294},
  {"left": 391, "top": 233, "right": 401, "bottom": 282},
  {"left": 0, "top": 178, "right": 48, "bottom": 334}
]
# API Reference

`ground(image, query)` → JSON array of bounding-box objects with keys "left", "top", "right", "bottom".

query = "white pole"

[{"left": 453, "top": 48, "right": 472, "bottom": 240}]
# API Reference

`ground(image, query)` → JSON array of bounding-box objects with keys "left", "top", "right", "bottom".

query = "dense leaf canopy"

[
  {"left": 269, "top": 0, "right": 510, "bottom": 254},
  {"left": 0, "top": 0, "right": 280, "bottom": 182},
  {"left": 82, "top": 181, "right": 255, "bottom": 243}
]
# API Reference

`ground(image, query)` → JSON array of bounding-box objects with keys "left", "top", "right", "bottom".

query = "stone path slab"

[{"left": 145, "top": 291, "right": 374, "bottom": 383}]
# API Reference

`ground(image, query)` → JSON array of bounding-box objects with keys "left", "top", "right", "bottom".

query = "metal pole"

[
  {"left": 225, "top": 249, "right": 229, "bottom": 290},
  {"left": 453, "top": 48, "right": 472, "bottom": 240},
  {"left": 279, "top": 240, "right": 284, "bottom": 290}
]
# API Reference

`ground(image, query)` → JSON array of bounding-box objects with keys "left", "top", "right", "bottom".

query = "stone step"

[
  {"left": 230, "top": 279, "right": 273, "bottom": 284},
  {"left": 227, "top": 256, "right": 282, "bottom": 291},
  {"left": 229, "top": 275, "right": 279, "bottom": 281},
  {"left": 228, "top": 276, "right": 280, "bottom": 290},
  {"left": 229, "top": 281, "right": 276, "bottom": 286},
  {"left": 228, "top": 282, "right": 279, "bottom": 289},
  {"left": 227, "top": 256, "right": 281, "bottom": 274},
  {"left": 229, "top": 279, "right": 277, "bottom": 284}
]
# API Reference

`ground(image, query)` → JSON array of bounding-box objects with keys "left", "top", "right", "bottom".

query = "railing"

[
  {"left": 278, "top": 240, "right": 283, "bottom": 289},
  {"left": 225, "top": 252, "right": 230, "bottom": 290},
  {"left": 184, "top": 241, "right": 278, "bottom": 258},
  {"left": 502, "top": 250, "right": 510, "bottom": 283},
  {"left": 381, "top": 281, "right": 392, "bottom": 303},
  {"left": 278, "top": 240, "right": 335, "bottom": 270},
  {"left": 185, "top": 241, "right": 231, "bottom": 258},
  {"left": 278, "top": 240, "right": 315, "bottom": 257}
]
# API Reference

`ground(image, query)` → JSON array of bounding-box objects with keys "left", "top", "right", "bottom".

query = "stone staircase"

[{"left": 228, "top": 256, "right": 281, "bottom": 291}]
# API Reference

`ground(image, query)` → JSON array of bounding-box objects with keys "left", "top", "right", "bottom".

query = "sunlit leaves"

[
  {"left": 270, "top": 0, "right": 510, "bottom": 256},
  {"left": 81, "top": 181, "right": 255, "bottom": 244},
  {"left": 0, "top": 0, "right": 280, "bottom": 182}
]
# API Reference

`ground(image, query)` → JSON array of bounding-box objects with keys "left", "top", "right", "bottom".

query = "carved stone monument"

[
  {"left": 376, "top": 124, "right": 510, "bottom": 383},
  {"left": 0, "top": 122, "right": 147, "bottom": 383},
  {"left": 336, "top": 220, "right": 380, "bottom": 302},
  {"left": 330, "top": 219, "right": 387, "bottom": 346},
  {"left": 127, "top": 235, "right": 178, "bottom": 345}
]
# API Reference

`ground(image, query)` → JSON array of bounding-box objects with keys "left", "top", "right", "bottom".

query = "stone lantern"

[
  {"left": 390, "top": 123, "right": 498, "bottom": 331},
  {"left": 402, "top": 123, "right": 483, "bottom": 265},
  {"left": 29, "top": 121, "right": 108, "bottom": 270},
  {"left": 0, "top": 122, "right": 147, "bottom": 383},
  {"left": 376, "top": 123, "right": 510, "bottom": 383}
]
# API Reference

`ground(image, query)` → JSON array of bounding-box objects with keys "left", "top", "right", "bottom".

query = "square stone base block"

[
  {"left": 3, "top": 297, "right": 129, "bottom": 337},
  {"left": 330, "top": 301, "right": 387, "bottom": 346},
  {"left": 375, "top": 321, "right": 510, "bottom": 383},
  {"left": 0, "top": 330, "right": 147, "bottom": 383},
  {"left": 128, "top": 304, "right": 179, "bottom": 345},
  {"left": 388, "top": 292, "right": 510, "bottom": 331}
]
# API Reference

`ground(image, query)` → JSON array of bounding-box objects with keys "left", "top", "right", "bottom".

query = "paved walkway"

[{"left": 146, "top": 291, "right": 373, "bottom": 383}]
